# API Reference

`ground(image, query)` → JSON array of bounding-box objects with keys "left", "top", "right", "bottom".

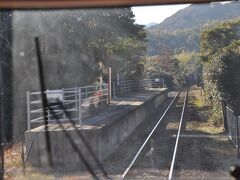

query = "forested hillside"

[
  {"left": 146, "top": 2, "right": 240, "bottom": 55},
  {"left": 144, "top": 2, "right": 240, "bottom": 126}
]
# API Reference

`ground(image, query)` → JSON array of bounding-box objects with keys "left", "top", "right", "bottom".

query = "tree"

[
  {"left": 200, "top": 19, "right": 240, "bottom": 124},
  {"left": 175, "top": 51, "right": 202, "bottom": 87},
  {"left": 10, "top": 8, "right": 146, "bottom": 139},
  {"left": 144, "top": 52, "right": 182, "bottom": 90}
]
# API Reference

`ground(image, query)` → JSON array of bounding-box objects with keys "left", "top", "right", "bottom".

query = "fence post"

[
  {"left": 46, "top": 90, "right": 50, "bottom": 122},
  {"left": 26, "top": 91, "right": 31, "bottom": 131},
  {"left": 62, "top": 88, "right": 65, "bottom": 121},
  {"left": 129, "top": 80, "right": 131, "bottom": 93},
  {"left": 221, "top": 99, "right": 228, "bottom": 132},
  {"left": 78, "top": 88, "right": 82, "bottom": 129},
  {"left": 128, "top": 80, "right": 130, "bottom": 94},
  {"left": 108, "top": 67, "right": 112, "bottom": 104},
  {"left": 75, "top": 87, "right": 78, "bottom": 120},
  {"left": 238, "top": 116, "right": 240, "bottom": 160},
  {"left": 113, "top": 82, "right": 116, "bottom": 98}
]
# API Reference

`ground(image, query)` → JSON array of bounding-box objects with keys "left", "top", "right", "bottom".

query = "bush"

[{"left": 200, "top": 19, "right": 240, "bottom": 124}]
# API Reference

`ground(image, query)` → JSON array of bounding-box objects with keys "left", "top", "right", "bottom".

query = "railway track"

[
  {"left": 121, "top": 90, "right": 188, "bottom": 179},
  {"left": 104, "top": 90, "right": 189, "bottom": 179}
]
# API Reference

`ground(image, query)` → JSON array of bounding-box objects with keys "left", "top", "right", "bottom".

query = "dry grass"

[
  {"left": 167, "top": 89, "right": 224, "bottom": 134},
  {"left": 3, "top": 143, "right": 94, "bottom": 179},
  {"left": 185, "top": 121, "right": 224, "bottom": 134},
  {"left": 4, "top": 143, "right": 23, "bottom": 179},
  {"left": 166, "top": 122, "right": 179, "bottom": 130},
  {"left": 187, "top": 89, "right": 224, "bottom": 134},
  {"left": 9, "top": 173, "right": 54, "bottom": 180}
]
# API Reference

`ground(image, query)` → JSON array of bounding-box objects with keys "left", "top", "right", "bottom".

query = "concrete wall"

[{"left": 25, "top": 90, "right": 168, "bottom": 170}]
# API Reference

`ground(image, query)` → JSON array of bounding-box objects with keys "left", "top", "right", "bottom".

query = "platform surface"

[{"left": 30, "top": 88, "right": 167, "bottom": 132}]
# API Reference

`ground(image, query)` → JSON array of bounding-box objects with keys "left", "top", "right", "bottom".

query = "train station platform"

[{"left": 25, "top": 88, "right": 168, "bottom": 170}]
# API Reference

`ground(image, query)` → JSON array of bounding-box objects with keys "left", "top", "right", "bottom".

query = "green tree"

[
  {"left": 175, "top": 51, "right": 202, "bottom": 87},
  {"left": 144, "top": 52, "right": 182, "bottom": 90},
  {"left": 200, "top": 19, "right": 240, "bottom": 124},
  {"left": 11, "top": 8, "right": 146, "bottom": 139}
]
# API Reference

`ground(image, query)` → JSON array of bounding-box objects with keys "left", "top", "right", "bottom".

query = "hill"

[
  {"left": 146, "top": 2, "right": 240, "bottom": 55},
  {"left": 145, "top": 22, "right": 158, "bottom": 28}
]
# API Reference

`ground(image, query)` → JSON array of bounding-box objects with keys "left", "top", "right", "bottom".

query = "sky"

[{"left": 132, "top": 4, "right": 191, "bottom": 25}]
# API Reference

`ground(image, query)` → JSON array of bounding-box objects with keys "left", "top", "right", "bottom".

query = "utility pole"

[{"left": 99, "top": 62, "right": 103, "bottom": 84}]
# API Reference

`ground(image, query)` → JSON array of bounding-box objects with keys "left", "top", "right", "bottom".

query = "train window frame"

[{"left": 0, "top": 0, "right": 228, "bottom": 9}]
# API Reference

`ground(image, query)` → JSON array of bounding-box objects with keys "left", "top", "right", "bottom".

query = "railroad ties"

[{"left": 121, "top": 89, "right": 188, "bottom": 179}]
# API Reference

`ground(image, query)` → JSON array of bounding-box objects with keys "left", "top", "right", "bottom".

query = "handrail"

[
  {"left": 113, "top": 78, "right": 166, "bottom": 97},
  {"left": 29, "top": 84, "right": 108, "bottom": 95},
  {"left": 27, "top": 83, "right": 108, "bottom": 130},
  {"left": 27, "top": 80, "right": 165, "bottom": 130}
]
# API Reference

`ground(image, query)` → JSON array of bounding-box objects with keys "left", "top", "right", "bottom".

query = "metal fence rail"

[
  {"left": 27, "top": 78, "right": 166, "bottom": 130},
  {"left": 27, "top": 84, "right": 108, "bottom": 130},
  {"left": 224, "top": 105, "right": 240, "bottom": 148},
  {"left": 223, "top": 101, "right": 240, "bottom": 161},
  {"left": 113, "top": 78, "right": 166, "bottom": 97}
]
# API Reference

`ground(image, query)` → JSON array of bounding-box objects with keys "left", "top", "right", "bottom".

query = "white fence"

[
  {"left": 27, "top": 78, "right": 166, "bottom": 130},
  {"left": 113, "top": 78, "right": 166, "bottom": 97},
  {"left": 27, "top": 84, "right": 108, "bottom": 130}
]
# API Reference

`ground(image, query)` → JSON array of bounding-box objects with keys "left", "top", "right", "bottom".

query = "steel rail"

[
  {"left": 29, "top": 100, "right": 79, "bottom": 115},
  {"left": 31, "top": 118, "right": 80, "bottom": 123},
  {"left": 168, "top": 89, "right": 188, "bottom": 180},
  {"left": 31, "top": 108, "right": 79, "bottom": 114},
  {"left": 121, "top": 90, "right": 182, "bottom": 179},
  {"left": 30, "top": 99, "right": 79, "bottom": 104}
]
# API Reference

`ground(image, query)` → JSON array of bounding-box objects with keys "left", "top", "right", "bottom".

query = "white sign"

[{"left": 46, "top": 90, "right": 63, "bottom": 103}]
